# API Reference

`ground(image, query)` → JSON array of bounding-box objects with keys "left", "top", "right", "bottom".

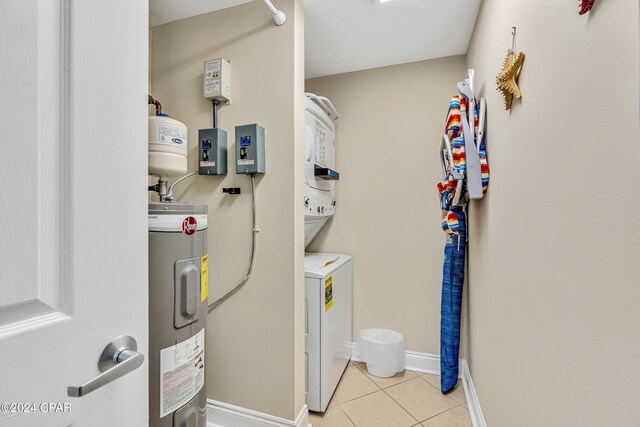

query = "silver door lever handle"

[{"left": 67, "top": 335, "right": 144, "bottom": 397}]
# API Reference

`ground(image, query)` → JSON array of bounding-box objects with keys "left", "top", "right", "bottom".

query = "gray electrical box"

[
  {"left": 199, "top": 128, "right": 227, "bottom": 175},
  {"left": 235, "top": 124, "right": 266, "bottom": 174}
]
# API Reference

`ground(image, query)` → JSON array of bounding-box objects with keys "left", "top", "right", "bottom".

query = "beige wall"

[
  {"left": 150, "top": 0, "right": 305, "bottom": 420},
  {"left": 306, "top": 56, "right": 469, "bottom": 357},
  {"left": 466, "top": 1, "right": 640, "bottom": 426}
]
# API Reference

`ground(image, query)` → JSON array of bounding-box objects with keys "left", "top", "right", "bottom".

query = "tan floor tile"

[
  {"left": 421, "top": 373, "right": 441, "bottom": 385},
  {"left": 385, "top": 378, "right": 458, "bottom": 422},
  {"left": 448, "top": 387, "right": 465, "bottom": 405},
  {"left": 331, "top": 364, "right": 379, "bottom": 405},
  {"left": 340, "top": 390, "right": 417, "bottom": 427},
  {"left": 355, "top": 363, "right": 419, "bottom": 389},
  {"left": 326, "top": 385, "right": 340, "bottom": 409},
  {"left": 420, "top": 374, "right": 466, "bottom": 405},
  {"left": 326, "top": 395, "right": 337, "bottom": 409},
  {"left": 309, "top": 406, "right": 355, "bottom": 427},
  {"left": 421, "top": 406, "right": 472, "bottom": 427}
]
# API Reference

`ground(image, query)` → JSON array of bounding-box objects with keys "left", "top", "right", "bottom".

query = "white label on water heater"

[
  {"left": 149, "top": 214, "right": 208, "bottom": 233},
  {"left": 159, "top": 328, "right": 205, "bottom": 418},
  {"left": 158, "top": 125, "right": 188, "bottom": 150}
]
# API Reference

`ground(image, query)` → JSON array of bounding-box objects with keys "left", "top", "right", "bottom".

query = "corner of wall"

[{"left": 292, "top": 0, "right": 307, "bottom": 417}]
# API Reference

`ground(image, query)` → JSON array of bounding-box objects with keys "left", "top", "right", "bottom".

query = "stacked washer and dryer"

[{"left": 304, "top": 94, "right": 353, "bottom": 413}]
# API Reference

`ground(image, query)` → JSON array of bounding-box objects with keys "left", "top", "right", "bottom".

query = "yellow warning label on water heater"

[
  {"left": 201, "top": 255, "right": 209, "bottom": 302},
  {"left": 324, "top": 275, "right": 333, "bottom": 312}
]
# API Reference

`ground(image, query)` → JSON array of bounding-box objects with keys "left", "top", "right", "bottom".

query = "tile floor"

[{"left": 309, "top": 362, "right": 471, "bottom": 427}]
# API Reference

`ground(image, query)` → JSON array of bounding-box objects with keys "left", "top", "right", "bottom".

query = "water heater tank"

[
  {"left": 149, "top": 202, "right": 208, "bottom": 426},
  {"left": 149, "top": 114, "right": 188, "bottom": 178}
]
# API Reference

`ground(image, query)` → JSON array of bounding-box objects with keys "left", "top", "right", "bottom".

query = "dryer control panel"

[{"left": 305, "top": 194, "right": 335, "bottom": 217}]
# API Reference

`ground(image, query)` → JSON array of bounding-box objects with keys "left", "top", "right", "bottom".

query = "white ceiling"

[
  {"left": 305, "top": 0, "right": 480, "bottom": 78},
  {"left": 149, "top": 0, "right": 480, "bottom": 78},
  {"left": 150, "top": 0, "right": 252, "bottom": 27}
]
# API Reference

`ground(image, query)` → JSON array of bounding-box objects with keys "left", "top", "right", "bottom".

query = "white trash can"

[{"left": 353, "top": 329, "right": 405, "bottom": 378}]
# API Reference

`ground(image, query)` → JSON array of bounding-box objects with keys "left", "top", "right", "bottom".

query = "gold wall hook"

[{"left": 496, "top": 27, "right": 525, "bottom": 111}]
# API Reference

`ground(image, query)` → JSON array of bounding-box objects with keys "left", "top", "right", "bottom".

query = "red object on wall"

[{"left": 579, "top": 0, "right": 594, "bottom": 15}]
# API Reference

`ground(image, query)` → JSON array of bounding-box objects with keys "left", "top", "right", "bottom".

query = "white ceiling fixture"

[{"left": 305, "top": 0, "right": 480, "bottom": 78}]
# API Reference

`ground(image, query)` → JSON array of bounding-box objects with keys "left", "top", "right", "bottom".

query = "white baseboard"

[
  {"left": 460, "top": 361, "right": 486, "bottom": 427},
  {"left": 349, "top": 343, "right": 486, "bottom": 427},
  {"left": 207, "top": 400, "right": 309, "bottom": 427},
  {"left": 348, "top": 343, "right": 442, "bottom": 376}
]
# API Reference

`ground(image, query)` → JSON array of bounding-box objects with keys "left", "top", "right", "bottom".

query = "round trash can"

[{"left": 353, "top": 329, "right": 405, "bottom": 377}]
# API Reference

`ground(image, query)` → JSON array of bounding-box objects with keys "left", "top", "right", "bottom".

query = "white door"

[{"left": 0, "top": 0, "right": 149, "bottom": 426}]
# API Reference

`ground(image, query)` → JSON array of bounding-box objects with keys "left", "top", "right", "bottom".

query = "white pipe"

[
  {"left": 262, "top": 0, "right": 286, "bottom": 26},
  {"left": 262, "top": 0, "right": 278, "bottom": 14}
]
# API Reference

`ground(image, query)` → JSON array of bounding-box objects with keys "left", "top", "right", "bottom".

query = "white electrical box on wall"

[{"left": 203, "top": 58, "right": 231, "bottom": 104}]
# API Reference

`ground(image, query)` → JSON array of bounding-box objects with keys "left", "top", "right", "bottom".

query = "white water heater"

[{"left": 149, "top": 114, "right": 188, "bottom": 177}]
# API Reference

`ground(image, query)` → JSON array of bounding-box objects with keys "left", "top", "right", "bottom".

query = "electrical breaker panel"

[
  {"left": 198, "top": 128, "right": 227, "bottom": 175},
  {"left": 203, "top": 58, "right": 231, "bottom": 104},
  {"left": 235, "top": 124, "right": 266, "bottom": 174}
]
